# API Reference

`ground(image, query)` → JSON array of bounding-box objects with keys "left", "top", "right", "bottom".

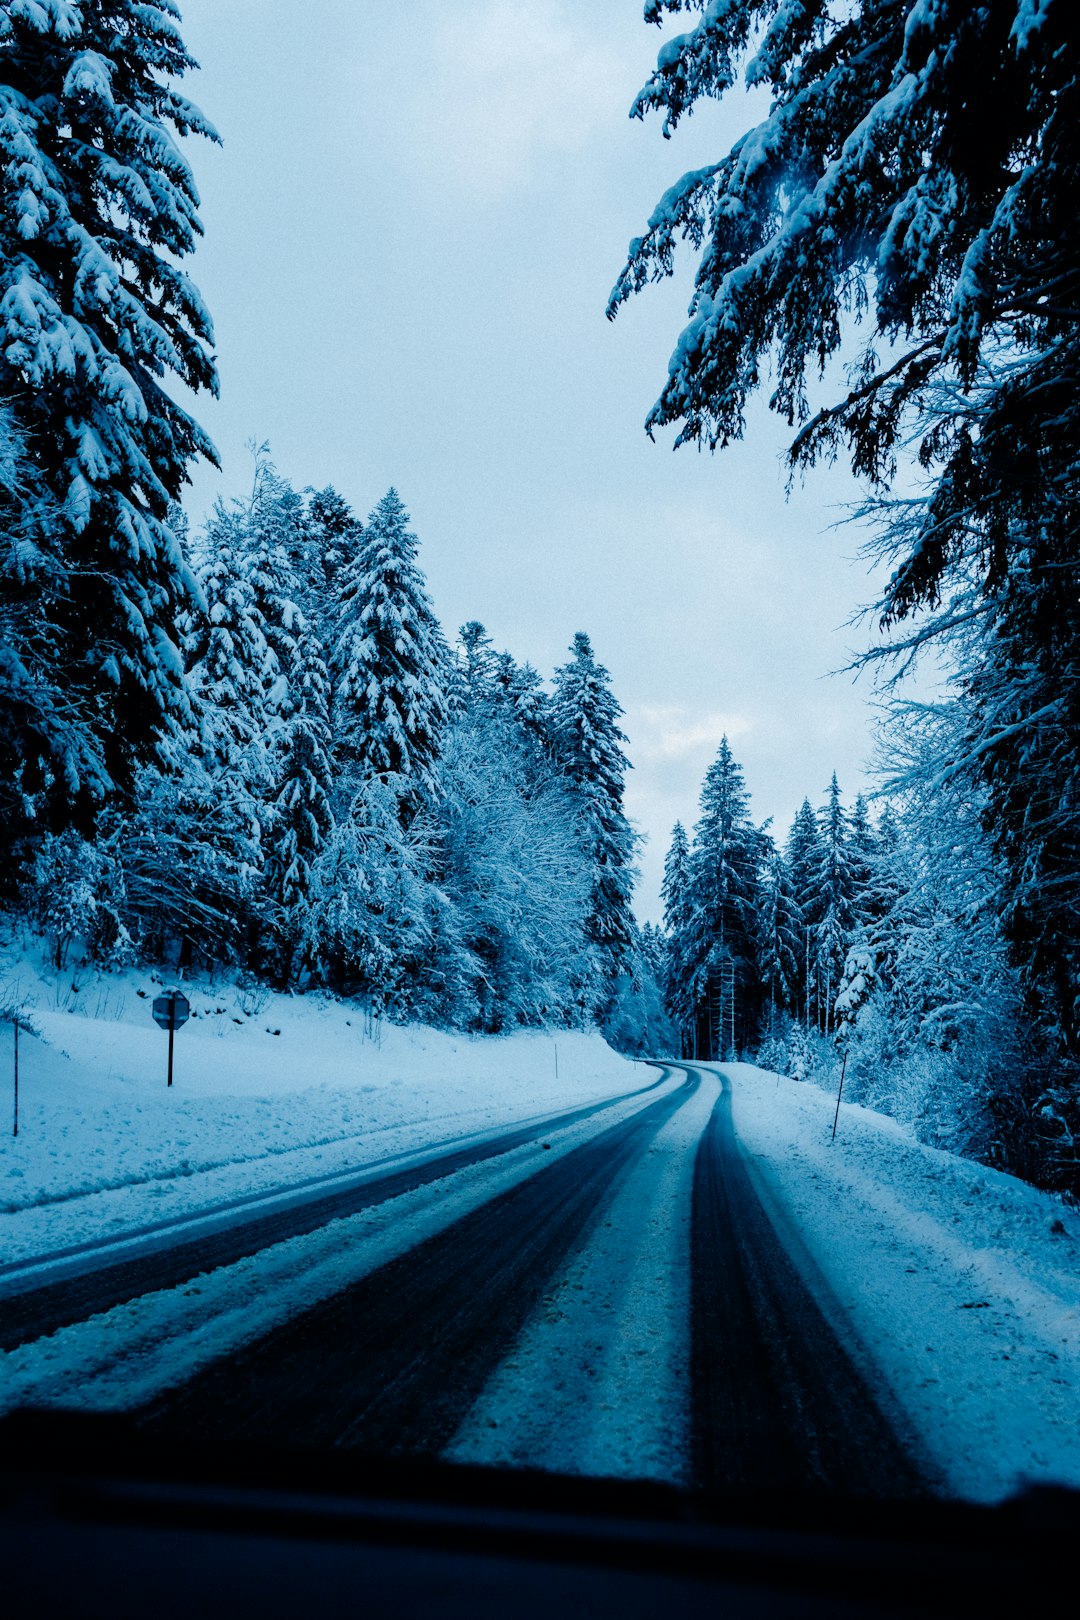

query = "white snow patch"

[{"left": 0, "top": 953, "right": 641, "bottom": 1267}]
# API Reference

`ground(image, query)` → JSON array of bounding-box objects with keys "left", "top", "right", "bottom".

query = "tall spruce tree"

[
  {"left": 849, "top": 793, "right": 880, "bottom": 925},
  {"left": 0, "top": 0, "right": 218, "bottom": 831},
  {"left": 241, "top": 453, "right": 304, "bottom": 714},
  {"left": 493, "top": 652, "right": 550, "bottom": 746},
  {"left": 687, "top": 737, "right": 763, "bottom": 1054},
  {"left": 303, "top": 484, "right": 360, "bottom": 616},
  {"left": 811, "top": 774, "right": 857, "bottom": 1033},
  {"left": 786, "top": 797, "right": 823, "bottom": 1023},
  {"left": 330, "top": 488, "right": 447, "bottom": 799},
  {"left": 185, "top": 506, "right": 272, "bottom": 803},
  {"left": 756, "top": 843, "right": 803, "bottom": 1026},
  {"left": 550, "top": 631, "right": 637, "bottom": 1010},
  {"left": 265, "top": 625, "right": 334, "bottom": 978},
  {"left": 660, "top": 819, "right": 695, "bottom": 1053}
]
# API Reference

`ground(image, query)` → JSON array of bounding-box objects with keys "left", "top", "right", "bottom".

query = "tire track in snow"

[
  {"left": 691, "top": 1066, "right": 926, "bottom": 1496},
  {"left": 133, "top": 1075, "right": 699, "bottom": 1454},
  {"left": 446, "top": 1070, "right": 719, "bottom": 1483},
  {"left": 0, "top": 1071, "right": 669, "bottom": 1352}
]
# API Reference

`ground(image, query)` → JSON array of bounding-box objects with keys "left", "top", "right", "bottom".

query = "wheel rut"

[
  {"left": 136, "top": 1075, "right": 698, "bottom": 1454},
  {"left": 0, "top": 1071, "right": 670, "bottom": 1353},
  {"left": 689, "top": 1065, "right": 925, "bottom": 1496}
]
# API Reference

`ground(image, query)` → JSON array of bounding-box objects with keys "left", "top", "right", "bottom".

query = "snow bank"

[
  {"left": 0, "top": 954, "right": 640, "bottom": 1266},
  {"left": 726, "top": 1063, "right": 1080, "bottom": 1502}
]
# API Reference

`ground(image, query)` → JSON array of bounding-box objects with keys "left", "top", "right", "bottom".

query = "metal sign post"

[
  {"left": 152, "top": 990, "right": 191, "bottom": 1088},
  {"left": 12, "top": 1016, "right": 18, "bottom": 1139},
  {"left": 831, "top": 1049, "right": 849, "bottom": 1143}
]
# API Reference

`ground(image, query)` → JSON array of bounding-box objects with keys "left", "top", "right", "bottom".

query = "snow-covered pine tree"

[
  {"left": 609, "top": 0, "right": 1080, "bottom": 1136},
  {"left": 686, "top": 737, "right": 764, "bottom": 1055},
  {"left": 493, "top": 652, "right": 550, "bottom": 747},
  {"left": 240, "top": 452, "right": 305, "bottom": 715},
  {"left": 849, "top": 793, "right": 880, "bottom": 926},
  {"left": 302, "top": 482, "right": 361, "bottom": 622},
  {"left": 454, "top": 620, "right": 498, "bottom": 714},
  {"left": 812, "top": 773, "right": 857, "bottom": 1033},
  {"left": 660, "top": 819, "right": 696, "bottom": 1055},
  {"left": 550, "top": 631, "right": 638, "bottom": 1013},
  {"left": 785, "top": 797, "right": 823, "bottom": 1024},
  {"left": 330, "top": 488, "right": 447, "bottom": 802},
  {"left": 265, "top": 625, "right": 334, "bottom": 980},
  {"left": 0, "top": 398, "right": 111, "bottom": 864},
  {"left": 0, "top": 1, "right": 218, "bottom": 828},
  {"left": 639, "top": 920, "right": 666, "bottom": 982},
  {"left": 756, "top": 843, "right": 803, "bottom": 1028},
  {"left": 184, "top": 504, "right": 273, "bottom": 806},
  {"left": 149, "top": 502, "right": 274, "bottom": 963},
  {"left": 786, "top": 799, "right": 822, "bottom": 918}
]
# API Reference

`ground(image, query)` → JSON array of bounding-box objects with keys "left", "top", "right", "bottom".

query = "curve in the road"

[
  {"left": 0, "top": 1069, "right": 674, "bottom": 1353},
  {"left": 689, "top": 1063, "right": 926, "bottom": 1497},
  {"left": 135, "top": 1074, "right": 700, "bottom": 1454}
]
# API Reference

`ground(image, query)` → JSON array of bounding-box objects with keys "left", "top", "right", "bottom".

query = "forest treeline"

[
  {"left": 4, "top": 436, "right": 669, "bottom": 1047},
  {"left": 0, "top": 3, "right": 663, "bottom": 1047},
  {"left": 1, "top": 3, "right": 1078, "bottom": 1198},
  {"left": 659, "top": 733, "right": 1069, "bottom": 1192}
]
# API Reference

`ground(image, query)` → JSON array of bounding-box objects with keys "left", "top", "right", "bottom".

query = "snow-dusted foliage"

[
  {"left": 0, "top": 0, "right": 218, "bottom": 830},
  {"left": 437, "top": 708, "right": 592, "bottom": 1031},
  {"left": 550, "top": 632, "right": 638, "bottom": 1014},
  {"left": 0, "top": 398, "right": 112, "bottom": 857},
  {"left": 330, "top": 488, "right": 447, "bottom": 798},
  {"left": 614, "top": 2, "right": 1080, "bottom": 1181},
  {"left": 610, "top": 1, "right": 1073, "bottom": 483}
]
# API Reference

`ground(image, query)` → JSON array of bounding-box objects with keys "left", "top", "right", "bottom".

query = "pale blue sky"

[{"left": 175, "top": 1, "right": 886, "bottom": 918}]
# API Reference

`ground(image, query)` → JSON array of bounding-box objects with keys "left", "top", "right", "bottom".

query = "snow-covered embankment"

[{"left": 727, "top": 1062, "right": 1080, "bottom": 1502}]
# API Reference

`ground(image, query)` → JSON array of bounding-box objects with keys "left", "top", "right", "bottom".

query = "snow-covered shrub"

[
  {"left": 26, "top": 830, "right": 130, "bottom": 971},
  {"left": 436, "top": 714, "right": 593, "bottom": 1031},
  {"left": 604, "top": 963, "right": 677, "bottom": 1058},
  {"left": 786, "top": 1022, "right": 814, "bottom": 1083}
]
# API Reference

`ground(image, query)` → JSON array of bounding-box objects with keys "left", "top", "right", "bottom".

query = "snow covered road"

[
  {"left": 4, "top": 1059, "right": 1078, "bottom": 1503},
  {"left": 0, "top": 1069, "right": 669, "bottom": 1352}
]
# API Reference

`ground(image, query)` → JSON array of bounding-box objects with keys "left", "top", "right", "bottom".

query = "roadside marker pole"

[
  {"left": 831, "top": 1049, "right": 848, "bottom": 1143},
  {"left": 12, "top": 1016, "right": 18, "bottom": 1139},
  {"left": 152, "top": 990, "right": 190, "bottom": 1087}
]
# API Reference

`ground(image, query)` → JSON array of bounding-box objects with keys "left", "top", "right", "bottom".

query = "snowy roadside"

[
  {"left": 725, "top": 1062, "right": 1080, "bottom": 1502},
  {"left": 0, "top": 1071, "right": 687, "bottom": 1417},
  {"left": 0, "top": 957, "right": 643, "bottom": 1266}
]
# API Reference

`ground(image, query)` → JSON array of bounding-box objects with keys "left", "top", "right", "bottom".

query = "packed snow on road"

[{"left": 1, "top": 966, "right": 1077, "bottom": 1503}]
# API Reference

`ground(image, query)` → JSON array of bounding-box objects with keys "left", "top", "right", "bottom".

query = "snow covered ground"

[
  {"left": 2, "top": 968, "right": 1077, "bottom": 1509},
  {"left": 728, "top": 1063, "right": 1080, "bottom": 1502},
  {"left": 0, "top": 955, "right": 642, "bottom": 1266}
]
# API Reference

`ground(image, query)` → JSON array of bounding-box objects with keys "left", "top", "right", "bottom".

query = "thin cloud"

[
  {"left": 628, "top": 704, "right": 754, "bottom": 766},
  {"left": 417, "top": 1, "right": 634, "bottom": 200}
]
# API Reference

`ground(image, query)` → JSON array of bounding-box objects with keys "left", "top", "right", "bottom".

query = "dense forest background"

[{"left": 1, "top": 2, "right": 1077, "bottom": 1198}]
